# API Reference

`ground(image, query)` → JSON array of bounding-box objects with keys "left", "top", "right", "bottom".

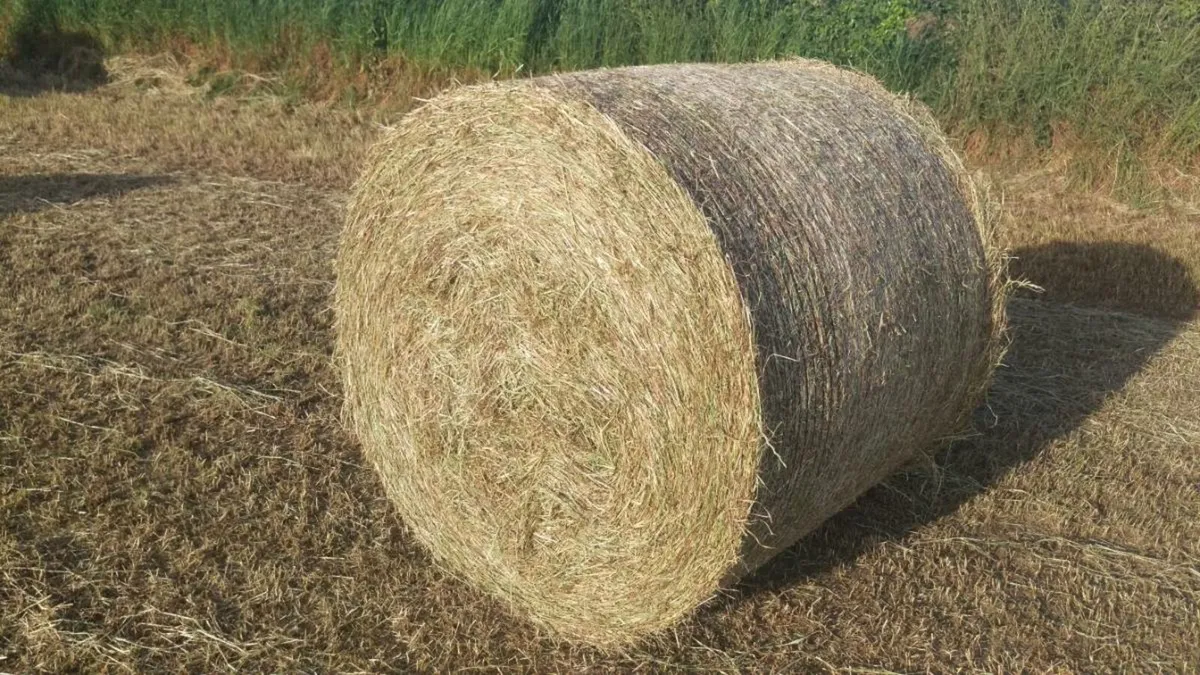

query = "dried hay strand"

[{"left": 334, "top": 59, "right": 1007, "bottom": 646}]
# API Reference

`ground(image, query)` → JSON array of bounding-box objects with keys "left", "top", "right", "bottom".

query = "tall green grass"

[
  {"left": 4, "top": 0, "right": 1199, "bottom": 189},
  {"left": 948, "top": 0, "right": 1200, "bottom": 175},
  {"left": 2, "top": 0, "right": 953, "bottom": 83}
]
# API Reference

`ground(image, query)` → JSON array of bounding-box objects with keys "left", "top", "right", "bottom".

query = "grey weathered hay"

[{"left": 334, "top": 59, "right": 1008, "bottom": 646}]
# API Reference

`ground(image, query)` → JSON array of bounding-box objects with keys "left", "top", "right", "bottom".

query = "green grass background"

[{"left": 4, "top": 0, "right": 1199, "bottom": 194}]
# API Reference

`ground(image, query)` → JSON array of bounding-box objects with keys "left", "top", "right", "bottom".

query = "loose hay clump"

[{"left": 334, "top": 59, "right": 1008, "bottom": 646}]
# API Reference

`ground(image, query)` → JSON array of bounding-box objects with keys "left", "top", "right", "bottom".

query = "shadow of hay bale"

[
  {"left": 1, "top": 14, "right": 107, "bottom": 97},
  {"left": 733, "top": 241, "right": 1197, "bottom": 599},
  {"left": 1010, "top": 241, "right": 1200, "bottom": 320},
  {"left": 0, "top": 173, "right": 176, "bottom": 218}
]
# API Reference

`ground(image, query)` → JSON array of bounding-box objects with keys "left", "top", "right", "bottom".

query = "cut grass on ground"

[{"left": 1, "top": 61, "right": 1199, "bottom": 671}]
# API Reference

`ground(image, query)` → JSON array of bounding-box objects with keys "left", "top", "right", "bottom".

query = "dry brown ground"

[{"left": 1, "top": 61, "right": 1198, "bottom": 672}]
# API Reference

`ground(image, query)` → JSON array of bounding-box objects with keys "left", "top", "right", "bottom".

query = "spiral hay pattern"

[{"left": 335, "top": 59, "right": 1007, "bottom": 646}]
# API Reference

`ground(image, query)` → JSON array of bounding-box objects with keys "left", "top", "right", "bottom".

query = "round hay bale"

[{"left": 335, "top": 59, "right": 1007, "bottom": 646}]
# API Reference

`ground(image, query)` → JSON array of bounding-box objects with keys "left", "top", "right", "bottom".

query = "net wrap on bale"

[{"left": 335, "top": 59, "right": 1007, "bottom": 646}]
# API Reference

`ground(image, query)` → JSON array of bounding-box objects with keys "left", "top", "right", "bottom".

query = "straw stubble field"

[{"left": 1, "top": 63, "right": 1198, "bottom": 671}]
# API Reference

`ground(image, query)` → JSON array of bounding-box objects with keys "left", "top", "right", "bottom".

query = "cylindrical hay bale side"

[{"left": 335, "top": 60, "right": 1007, "bottom": 646}]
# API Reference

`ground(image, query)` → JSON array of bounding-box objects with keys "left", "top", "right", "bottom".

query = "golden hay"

[{"left": 334, "top": 59, "right": 1008, "bottom": 646}]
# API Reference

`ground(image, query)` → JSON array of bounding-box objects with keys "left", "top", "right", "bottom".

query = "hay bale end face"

[{"left": 335, "top": 60, "right": 1006, "bottom": 646}]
